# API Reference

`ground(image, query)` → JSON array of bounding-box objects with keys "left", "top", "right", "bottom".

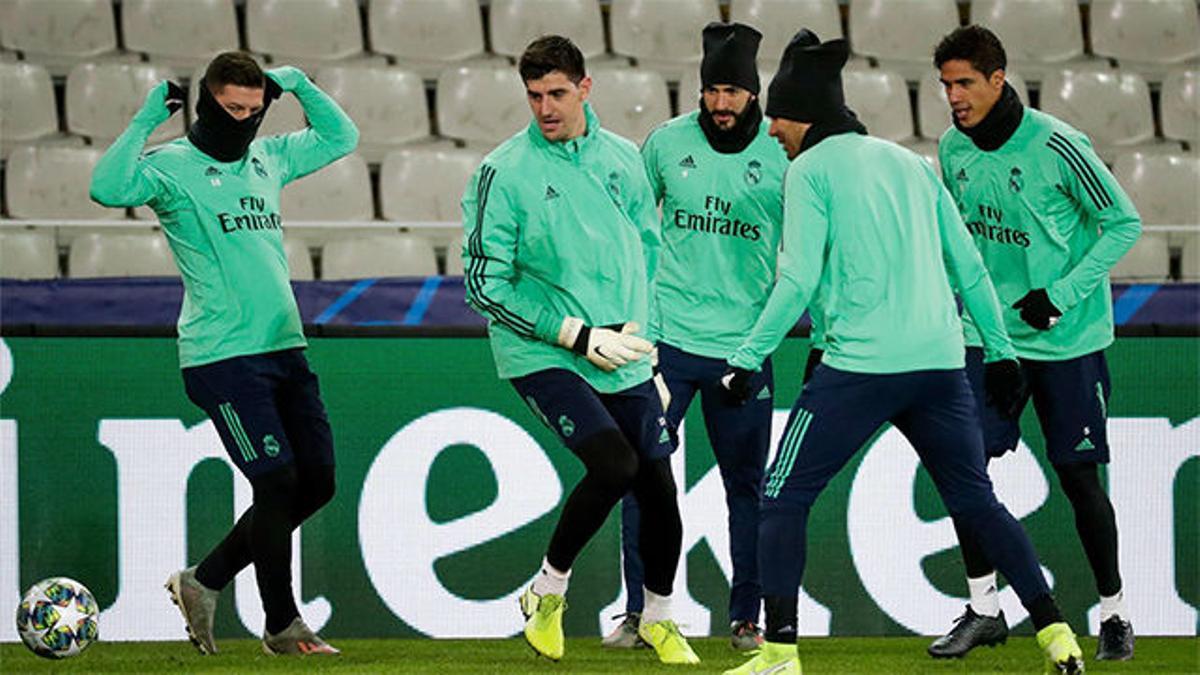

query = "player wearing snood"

[
  {"left": 90, "top": 51, "right": 358, "bottom": 656},
  {"left": 606, "top": 22, "right": 789, "bottom": 651},
  {"left": 722, "top": 30, "right": 1085, "bottom": 675},
  {"left": 929, "top": 25, "right": 1140, "bottom": 663}
]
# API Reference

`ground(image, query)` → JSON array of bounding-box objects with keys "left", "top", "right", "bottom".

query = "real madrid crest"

[{"left": 745, "top": 159, "right": 762, "bottom": 186}]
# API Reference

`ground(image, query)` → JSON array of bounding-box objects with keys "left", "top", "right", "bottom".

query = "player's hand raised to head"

[{"left": 134, "top": 80, "right": 186, "bottom": 128}]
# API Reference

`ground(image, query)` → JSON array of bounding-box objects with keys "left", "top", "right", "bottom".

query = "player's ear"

[
  {"left": 577, "top": 75, "right": 592, "bottom": 101},
  {"left": 988, "top": 68, "right": 1006, "bottom": 92}
]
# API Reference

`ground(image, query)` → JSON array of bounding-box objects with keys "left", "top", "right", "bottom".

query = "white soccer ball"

[{"left": 15, "top": 577, "right": 99, "bottom": 659}]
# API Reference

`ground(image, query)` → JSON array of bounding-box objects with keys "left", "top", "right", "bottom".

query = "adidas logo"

[
  {"left": 205, "top": 166, "right": 222, "bottom": 176},
  {"left": 658, "top": 428, "right": 670, "bottom": 444},
  {"left": 956, "top": 168, "right": 969, "bottom": 182},
  {"left": 678, "top": 155, "right": 696, "bottom": 169},
  {"left": 544, "top": 185, "right": 560, "bottom": 200},
  {"left": 756, "top": 385, "right": 771, "bottom": 400},
  {"left": 1075, "top": 437, "right": 1095, "bottom": 451}
]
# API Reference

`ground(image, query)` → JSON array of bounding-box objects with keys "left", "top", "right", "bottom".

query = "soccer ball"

[{"left": 15, "top": 577, "right": 99, "bottom": 659}]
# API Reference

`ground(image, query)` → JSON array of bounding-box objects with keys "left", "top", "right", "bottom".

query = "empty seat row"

[
  {"left": 5, "top": 137, "right": 1197, "bottom": 233},
  {"left": 3, "top": 0, "right": 1197, "bottom": 82},
  {"left": 0, "top": 228, "right": 453, "bottom": 280},
  {"left": 4, "top": 58, "right": 1197, "bottom": 166},
  {"left": 7, "top": 224, "right": 1192, "bottom": 282}
]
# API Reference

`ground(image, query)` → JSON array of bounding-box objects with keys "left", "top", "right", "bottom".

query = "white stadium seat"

[
  {"left": 0, "top": 0, "right": 128, "bottom": 76},
  {"left": 0, "top": 229, "right": 59, "bottom": 279},
  {"left": 380, "top": 146, "right": 484, "bottom": 222},
  {"left": 1112, "top": 152, "right": 1200, "bottom": 248},
  {"left": 730, "top": 0, "right": 842, "bottom": 69},
  {"left": 1090, "top": 0, "right": 1200, "bottom": 81},
  {"left": 68, "top": 232, "right": 178, "bottom": 278},
  {"left": 121, "top": 0, "right": 239, "bottom": 71},
  {"left": 322, "top": 234, "right": 438, "bottom": 279},
  {"left": 0, "top": 62, "right": 59, "bottom": 157},
  {"left": 188, "top": 65, "right": 309, "bottom": 138},
  {"left": 848, "top": 0, "right": 960, "bottom": 81},
  {"left": 1161, "top": 69, "right": 1199, "bottom": 148},
  {"left": 610, "top": 0, "right": 722, "bottom": 81},
  {"left": 969, "top": 0, "right": 1087, "bottom": 83},
  {"left": 368, "top": 0, "right": 488, "bottom": 79},
  {"left": 490, "top": 0, "right": 607, "bottom": 60},
  {"left": 4, "top": 146, "right": 122, "bottom": 220},
  {"left": 1181, "top": 233, "right": 1200, "bottom": 280},
  {"left": 444, "top": 234, "right": 466, "bottom": 275},
  {"left": 916, "top": 70, "right": 1028, "bottom": 141},
  {"left": 280, "top": 154, "right": 374, "bottom": 222},
  {"left": 588, "top": 68, "right": 672, "bottom": 144},
  {"left": 66, "top": 62, "right": 186, "bottom": 144},
  {"left": 1109, "top": 232, "right": 1170, "bottom": 282},
  {"left": 1039, "top": 69, "right": 1159, "bottom": 162},
  {"left": 283, "top": 237, "right": 314, "bottom": 280},
  {"left": 246, "top": 0, "right": 368, "bottom": 65},
  {"left": 843, "top": 69, "right": 915, "bottom": 143},
  {"left": 436, "top": 65, "right": 527, "bottom": 147},
  {"left": 315, "top": 65, "right": 431, "bottom": 163}
]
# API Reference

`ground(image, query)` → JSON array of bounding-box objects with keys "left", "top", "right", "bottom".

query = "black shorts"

[
  {"left": 965, "top": 347, "right": 1111, "bottom": 465},
  {"left": 182, "top": 348, "right": 335, "bottom": 479},
  {"left": 510, "top": 368, "right": 673, "bottom": 460}
]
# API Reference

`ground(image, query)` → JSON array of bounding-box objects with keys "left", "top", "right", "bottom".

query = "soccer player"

[
  {"left": 460, "top": 36, "right": 698, "bottom": 666},
  {"left": 90, "top": 52, "right": 358, "bottom": 655},
  {"left": 722, "top": 30, "right": 1085, "bottom": 675},
  {"left": 604, "top": 22, "right": 788, "bottom": 651},
  {"left": 928, "top": 25, "right": 1140, "bottom": 661}
]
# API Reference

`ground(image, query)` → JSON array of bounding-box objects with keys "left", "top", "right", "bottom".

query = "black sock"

[
  {"left": 249, "top": 466, "right": 303, "bottom": 635},
  {"left": 1054, "top": 462, "right": 1122, "bottom": 597},
  {"left": 953, "top": 515, "right": 997, "bottom": 579},
  {"left": 194, "top": 464, "right": 335, "bottom": 592},
  {"left": 545, "top": 429, "right": 638, "bottom": 571},
  {"left": 764, "top": 595, "right": 798, "bottom": 644},
  {"left": 1027, "top": 593, "right": 1064, "bottom": 630},
  {"left": 630, "top": 456, "right": 681, "bottom": 596}
]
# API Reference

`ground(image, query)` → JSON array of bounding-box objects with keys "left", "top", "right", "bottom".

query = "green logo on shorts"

[
  {"left": 558, "top": 415, "right": 575, "bottom": 438},
  {"left": 263, "top": 434, "right": 281, "bottom": 457}
]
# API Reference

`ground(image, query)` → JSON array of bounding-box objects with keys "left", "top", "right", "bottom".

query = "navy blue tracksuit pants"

[
  {"left": 619, "top": 343, "right": 773, "bottom": 623},
  {"left": 760, "top": 364, "right": 1051, "bottom": 610}
]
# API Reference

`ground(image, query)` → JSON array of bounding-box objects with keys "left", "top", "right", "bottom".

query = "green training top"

[
  {"left": 461, "top": 103, "right": 660, "bottom": 393},
  {"left": 729, "top": 133, "right": 1016, "bottom": 374},
  {"left": 939, "top": 108, "right": 1142, "bottom": 361},
  {"left": 641, "top": 110, "right": 791, "bottom": 358},
  {"left": 90, "top": 68, "right": 359, "bottom": 368}
]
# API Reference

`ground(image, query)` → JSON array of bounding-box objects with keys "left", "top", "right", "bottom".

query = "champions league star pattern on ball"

[{"left": 15, "top": 577, "right": 99, "bottom": 659}]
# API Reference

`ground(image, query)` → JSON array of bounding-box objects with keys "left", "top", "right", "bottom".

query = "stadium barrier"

[{"left": 0, "top": 336, "right": 1195, "bottom": 641}]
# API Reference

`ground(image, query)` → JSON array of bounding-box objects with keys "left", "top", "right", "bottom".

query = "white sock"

[
  {"left": 1099, "top": 589, "right": 1127, "bottom": 622},
  {"left": 532, "top": 559, "right": 569, "bottom": 597},
  {"left": 641, "top": 588, "right": 672, "bottom": 626},
  {"left": 967, "top": 572, "right": 1000, "bottom": 618}
]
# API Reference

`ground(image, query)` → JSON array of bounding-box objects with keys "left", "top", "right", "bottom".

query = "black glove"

[
  {"left": 1012, "top": 289, "right": 1062, "bottom": 330},
  {"left": 984, "top": 358, "right": 1027, "bottom": 420},
  {"left": 802, "top": 348, "right": 824, "bottom": 385},
  {"left": 164, "top": 81, "right": 185, "bottom": 115},
  {"left": 719, "top": 366, "right": 754, "bottom": 406}
]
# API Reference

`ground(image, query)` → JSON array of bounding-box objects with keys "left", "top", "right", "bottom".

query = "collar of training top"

[
  {"left": 526, "top": 101, "right": 601, "bottom": 157},
  {"left": 954, "top": 81, "right": 1024, "bottom": 152}
]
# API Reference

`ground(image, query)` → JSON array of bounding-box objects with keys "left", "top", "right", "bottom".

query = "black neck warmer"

[
  {"left": 799, "top": 106, "right": 868, "bottom": 154},
  {"left": 698, "top": 98, "right": 764, "bottom": 154},
  {"left": 954, "top": 82, "right": 1023, "bottom": 152},
  {"left": 188, "top": 78, "right": 275, "bottom": 162}
]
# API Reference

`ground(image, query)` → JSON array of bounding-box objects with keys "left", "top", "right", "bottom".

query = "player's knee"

[
  {"left": 251, "top": 464, "right": 302, "bottom": 508},
  {"left": 577, "top": 429, "right": 639, "bottom": 493},
  {"left": 304, "top": 465, "right": 336, "bottom": 511},
  {"left": 1053, "top": 461, "right": 1103, "bottom": 505}
]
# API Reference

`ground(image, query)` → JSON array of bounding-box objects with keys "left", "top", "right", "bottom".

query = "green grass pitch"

[{"left": 2, "top": 637, "right": 1198, "bottom": 673}]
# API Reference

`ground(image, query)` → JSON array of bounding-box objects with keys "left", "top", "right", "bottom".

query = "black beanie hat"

[
  {"left": 700, "top": 22, "right": 762, "bottom": 95},
  {"left": 765, "top": 29, "right": 850, "bottom": 123}
]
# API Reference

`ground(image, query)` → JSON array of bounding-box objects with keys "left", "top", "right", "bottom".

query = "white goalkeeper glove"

[{"left": 557, "top": 317, "right": 653, "bottom": 372}]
